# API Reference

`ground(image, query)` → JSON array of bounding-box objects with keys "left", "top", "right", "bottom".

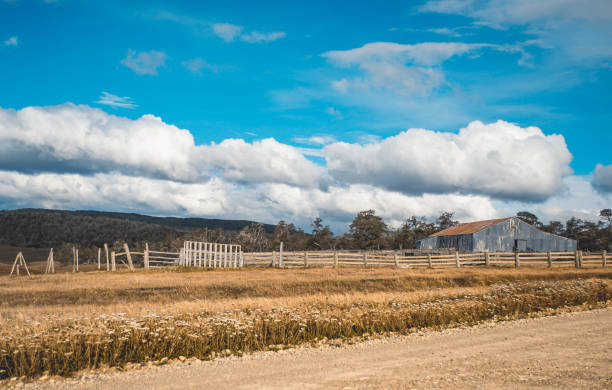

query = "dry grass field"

[{"left": 1, "top": 267, "right": 612, "bottom": 380}]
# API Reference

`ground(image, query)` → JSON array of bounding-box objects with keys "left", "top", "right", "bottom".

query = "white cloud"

[
  {"left": 0, "top": 104, "right": 198, "bottom": 181},
  {"left": 212, "top": 22, "right": 286, "bottom": 43},
  {"left": 323, "top": 42, "right": 489, "bottom": 96},
  {"left": 95, "top": 92, "right": 137, "bottom": 109},
  {"left": 427, "top": 27, "right": 461, "bottom": 37},
  {"left": 293, "top": 135, "right": 337, "bottom": 146},
  {"left": 0, "top": 170, "right": 497, "bottom": 232},
  {"left": 324, "top": 41, "right": 484, "bottom": 67},
  {"left": 261, "top": 183, "right": 498, "bottom": 231},
  {"left": 121, "top": 50, "right": 167, "bottom": 75},
  {"left": 199, "top": 138, "right": 323, "bottom": 188},
  {"left": 496, "top": 175, "right": 611, "bottom": 223},
  {"left": 325, "top": 107, "right": 342, "bottom": 119},
  {"left": 181, "top": 57, "right": 219, "bottom": 75},
  {"left": 0, "top": 104, "right": 322, "bottom": 187},
  {"left": 593, "top": 163, "right": 612, "bottom": 193},
  {"left": 0, "top": 171, "right": 231, "bottom": 216},
  {"left": 331, "top": 78, "right": 349, "bottom": 93},
  {"left": 3, "top": 36, "right": 18, "bottom": 46},
  {"left": 324, "top": 120, "right": 572, "bottom": 201},
  {"left": 240, "top": 30, "right": 286, "bottom": 43},
  {"left": 0, "top": 104, "right": 605, "bottom": 231},
  {"left": 212, "top": 23, "right": 243, "bottom": 42},
  {"left": 418, "top": 0, "right": 612, "bottom": 64}
]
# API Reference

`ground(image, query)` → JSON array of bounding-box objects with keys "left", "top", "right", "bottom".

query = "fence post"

[
  {"left": 603, "top": 250, "right": 607, "bottom": 268},
  {"left": 144, "top": 242, "right": 150, "bottom": 269},
  {"left": 334, "top": 252, "right": 338, "bottom": 268},
  {"left": 104, "top": 243, "right": 109, "bottom": 271},
  {"left": 485, "top": 252, "right": 490, "bottom": 266},
  {"left": 97, "top": 248, "right": 101, "bottom": 270},
  {"left": 574, "top": 250, "right": 579, "bottom": 268},
  {"left": 394, "top": 252, "right": 399, "bottom": 268},
  {"left": 547, "top": 251, "right": 552, "bottom": 268},
  {"left": 124, "top": 243, "right": 134, "bottom": 270},
  {"left": 304, "top": 252, "right": 308, "bottom": 268},
  {"left": 111, "top": 251, "right": 116, "bottom": 271},
  {"left": 225, "top": 244, "right": 230, "bottom": 268},
  {"left": 279, "top": 242, "right": 284, "bottom": 268},
  {"left": 579, "top": 250, "right": 583, "bottom": 268},
  {"left": 363, "top": 252, "right": 368, "bottom": 267},
  {"left": 455, "top": 251, "right": 460, "bottom": 268},
  {"left": 427, "top": 253, "right": 433, "bottom": 269},
  {"left": 272, "top": 251, "right": 276, "bottom": 267},
  {"left": 72, "top": 247, "right": 76, "bottom": 273},
  {"left": 514, "top": 252, "right": 520, "bottom": 268},
  {"left": 76, "top": 249, "right": 79, "bottom": 272}
]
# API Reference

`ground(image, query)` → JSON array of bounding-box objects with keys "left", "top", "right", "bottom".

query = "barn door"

[{"left": 514, "top": 239, "right": 527, "bottom": 251}]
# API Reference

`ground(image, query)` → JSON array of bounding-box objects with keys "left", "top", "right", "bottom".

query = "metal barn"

[{"left": 416, "top": 217, "right": 577, "bottom": 252}]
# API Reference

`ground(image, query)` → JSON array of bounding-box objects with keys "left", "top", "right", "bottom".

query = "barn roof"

[{"left": 430, "top": 218, "right": 512, "bottom": 237}]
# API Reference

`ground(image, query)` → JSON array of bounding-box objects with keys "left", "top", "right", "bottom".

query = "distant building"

[{"left": 416, "top": 217, "right": 577, "bottom": 252}]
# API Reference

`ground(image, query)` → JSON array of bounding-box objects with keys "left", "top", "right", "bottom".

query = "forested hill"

[{"left": 0, "top": 209, "right": 275, "bottom": 248}]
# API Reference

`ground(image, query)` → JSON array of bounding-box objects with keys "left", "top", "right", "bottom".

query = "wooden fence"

[
  {"left": 179, "top": 241, "right": 243, "bottom": 268},
  {"left": 241, "top": 250, "right": 609, "bottom": 269}
]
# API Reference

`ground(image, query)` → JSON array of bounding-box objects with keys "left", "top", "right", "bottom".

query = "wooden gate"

[{"left": 180, "top": 241, "right": 243, "bottom": 268}]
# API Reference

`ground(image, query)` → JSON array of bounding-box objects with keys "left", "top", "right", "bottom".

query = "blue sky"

[{"left": 1, "top": 0, "right": 611, "bottom": 231}]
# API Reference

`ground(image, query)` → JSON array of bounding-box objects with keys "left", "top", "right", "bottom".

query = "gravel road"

[{"left": 11, "top": 308, "right": 612, "bottom": 389}]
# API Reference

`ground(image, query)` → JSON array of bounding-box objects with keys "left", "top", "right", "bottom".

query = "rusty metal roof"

[{"left": 429, "top": 218, "right": 512, "bottom": 237}]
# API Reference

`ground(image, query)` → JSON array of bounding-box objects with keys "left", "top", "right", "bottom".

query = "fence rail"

[{"left": 241, "top": 250, "right": 608, "bottom": 269}]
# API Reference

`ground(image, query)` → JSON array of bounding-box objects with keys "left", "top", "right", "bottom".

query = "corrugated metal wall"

[{"left": 416, "top": 218, "right": 577, "bottom": 252}]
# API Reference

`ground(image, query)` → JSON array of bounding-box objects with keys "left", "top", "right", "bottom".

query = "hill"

[{"left": 0, "top": 209, "right": 275, "bottom": 248}]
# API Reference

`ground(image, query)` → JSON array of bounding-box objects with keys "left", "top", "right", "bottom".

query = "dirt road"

[{"left": 20, "top": 308, "right": 612, "bottom": 389}]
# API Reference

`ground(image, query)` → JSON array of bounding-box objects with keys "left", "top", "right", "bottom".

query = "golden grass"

[{"left": 1, "top": 267, "right": 611, "bottom": 379}]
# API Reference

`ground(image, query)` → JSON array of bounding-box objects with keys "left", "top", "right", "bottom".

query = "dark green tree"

[
  {"left": 349, "top": 210, "right": 388, "bottom": 250},
  {"left": 436, "top": 211, "right": 458, "bottom": 230},
  {"left": 516, "top": 211, "right": 542, "bottom": 227},
  {"left": 310, "top": 217, "right": 334, "bottom": 250}
]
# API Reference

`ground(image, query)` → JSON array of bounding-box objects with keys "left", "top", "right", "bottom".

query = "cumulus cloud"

[
  {"left": 95, "top": 92, "right": 137, "bottom": 109},
  {"left": 121, "top": 50, "right": 167, "bottom": 75},
  {"left": 593, "top": 163, "right": 612, "bottom": 193},
  {"left": 261, "top": 183, "right": 498, "bottom": 231},
  {"left": 324, "top": 120, "right": 572, "bottom": 201},
  {"left": 3, "top": 36, "right": 18, "bottom": 46},
  {"left": 0, "top": 170, "right": 498, "bottom": 232},
  {"left": 0, "top": 171, "right": 231, "bottom": 216},
  {"left": 0, "top": 104, "right": 595, "bottom": 230},
  {"left": 293, "top": 135, "right": 337, "bottom": 146},
  {"left": 0, "top": 104, "right": 322, "bottom": 187},
  {"left": 323, "top": 42, "right": 489, "bottom": 96},
  {"left": 0, "top": 104, "right": 198, "bottom": 180},
  {"left": 199, "top": 138, "right": 323, "bottom": 188},
  {"left": 497, "top": 175, "right": 611, "bottom": 223}
]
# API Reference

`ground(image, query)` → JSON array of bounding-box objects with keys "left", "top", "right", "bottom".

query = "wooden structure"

[
  {"left": 180, "top": 241, "right": 243, "bottom": 268},
  {"left": 72, "top": 247, "right": 79, "bottom": 272},
  {"left": 10, "top": 252, "right": 31, "bottom": 277},
  {"left": 417, "top": 217, "right": 577, "bottom": 252},
  {"left": 241, "top": 250, "right": 609, "bottom": 269},
  {"left": 45, "top": 248, "right": 55, "bottom": 274}
]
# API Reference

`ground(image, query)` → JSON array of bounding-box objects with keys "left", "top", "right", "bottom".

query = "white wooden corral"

[{"left": 180, "top": 241, "right": 243, "bottom": 268}]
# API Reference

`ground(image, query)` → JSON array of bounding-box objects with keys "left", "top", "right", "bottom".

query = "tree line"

[{"left": 1, "top": 208, "right": 611, "bottom": 264}]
